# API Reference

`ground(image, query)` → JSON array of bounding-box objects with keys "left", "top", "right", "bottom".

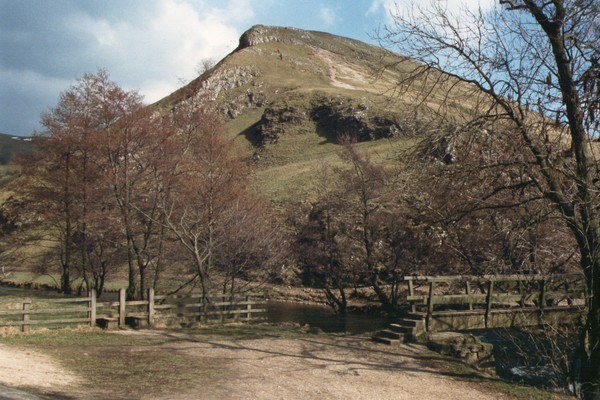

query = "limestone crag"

[{"left": 310, "top": 95, "right": 403, "bottom": 142}]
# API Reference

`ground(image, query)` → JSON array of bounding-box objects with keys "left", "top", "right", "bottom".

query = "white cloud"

[
  {"left": 65, "top": 0, "right": 254, "bottom": 103},
  {"left": 318, "top": 7, "right": 338, "bottom": 27},
  {"left": 367, "top": 0, "right": 397, "bottom": 24},
  {"left": 368, "top": 0, "right": 495, "bottom": 25},
  {"left": 219, "top": 0, "right": 257, "bottom": 23}
]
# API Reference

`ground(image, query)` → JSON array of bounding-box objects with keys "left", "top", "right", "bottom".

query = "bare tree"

[
  {"left": 19, "top": 70, "right": 143, "bottom": 295},
  {"left": 293, "top": 141, "right": 426, "bottom": 314},
  {"left": 195, "top": 58, "right": 216, "bottom": 75},
  {"left": 379, "top": 0, "right": 599, "bottom": 397},
  {"left": 156, "top": 106, "right": 284, "bottom": 301},
  {"left": 292, "top": 162, "right": 353, "bottom": 314}
]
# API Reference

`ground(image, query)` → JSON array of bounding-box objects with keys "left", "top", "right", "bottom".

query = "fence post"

[
  {"left": 147, "top": 288, "right": 154, "bottom": 327},
  {"left": 539, "top": 279, "right": 546, "bottom": 318},
  {"left": 89, "top": 290, "right": 97, "bottom": 328},
  {"left": 21, "top": 298, "right": 31, "bottom": 333},
  {"left": 485, "top": 280, "right": 494, "bottom": 328},
  {"left": 119, "top": 288, "right": 126, "bottom": 328},
  {"left": 407, "top": 278, "right": 416, "bottom": 313},
  {"left": 246, "top": 295, "right": 251, "bottom": 321},
  {"left": 465, "top": 281, "right": 473, "bottom": 310},
  {"left": 426, "top": 282, "right": 434, "bottom": 331}
]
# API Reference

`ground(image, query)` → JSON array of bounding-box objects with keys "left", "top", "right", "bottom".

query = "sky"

[{"left": 0, "top": 0, "right": 491, "bottom": 136}]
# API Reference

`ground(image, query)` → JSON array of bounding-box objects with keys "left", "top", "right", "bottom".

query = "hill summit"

[{"left": 155, "top": 25, "right": 425, "bottom": 202}]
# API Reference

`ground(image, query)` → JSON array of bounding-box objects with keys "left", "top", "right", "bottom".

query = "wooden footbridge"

[{"left": 373, "top": 273, "right": 587, "bottom": 345}]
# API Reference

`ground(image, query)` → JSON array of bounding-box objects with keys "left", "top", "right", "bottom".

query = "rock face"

[
  {"left": 258, "top": 102, "right": 307, "bottom": 144},
  {"left": 310, "top": 95, "right": 402, "bottom": 142},
  {"left": 238, "top": 25, "right": 306, "bottom": 48}
]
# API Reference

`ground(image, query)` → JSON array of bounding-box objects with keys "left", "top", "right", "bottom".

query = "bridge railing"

[{"left": 404, "top": 274, "right": 587, "bottom": 330}]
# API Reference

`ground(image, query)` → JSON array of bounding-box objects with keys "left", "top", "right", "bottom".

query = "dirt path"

[
  {"left": 0, "top": 344, "right": 82, "bottom": 398},
  {"left": 0, "top": 332, "right": 517, "bottom": 400},
  {"left": 173, "top": 336, "right": 506, "bottom": 400},
  {"left": 313, "top": 49, "right": 368, "bottom": 91}
]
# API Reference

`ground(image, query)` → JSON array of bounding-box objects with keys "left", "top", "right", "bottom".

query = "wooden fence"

[
  {"left": 405, "top": 274, "right": 587, "bottom": 331},
  {"left": 0, "top": 289, "right": 267, "bottom": 332}
]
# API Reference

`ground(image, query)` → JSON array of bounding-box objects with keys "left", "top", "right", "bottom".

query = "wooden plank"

[
  {"left": 428, "top": 293, "right": 539, "bottom": 305},
  {"left": 0, "top": 307, "right": 91, "bottom": 316},
  {"left": 0, "top": 317, "right": 90, "bottom": 327},
  {"left": 124, "top": 312, "right": 148, "bottom": 318},
  {"left": 407, "top": 279, "right": 416, "bottom": 312},
  {"left": 42, "top": 297, "right": 90, "bottom": 304},
  {"left": 125, "top": 300, "right": 149, "bottom": 306}
]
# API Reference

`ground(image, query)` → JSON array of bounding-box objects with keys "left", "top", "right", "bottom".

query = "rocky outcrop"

[
  {"left": 427, "top": 332, "right": 495, "bottom": 372},
  {"left": 255, "top": 94, "right": 406, "bottom": 145},
  {"left": 238, "top": 25, "right": 315, "bottom": 49},
  {"left": 258, "top": 103, "right": 307, "bottom": 143},
  {"left": 171, "top": 66, "right": 267, "bottom": 119},
  {"left": 311, "top": 95, "right": 402, "bottom": 142}
]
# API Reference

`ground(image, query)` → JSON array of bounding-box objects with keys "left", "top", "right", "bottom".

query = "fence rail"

[{"left": 0, "top": 289, "right": 267, "bottom": 332}]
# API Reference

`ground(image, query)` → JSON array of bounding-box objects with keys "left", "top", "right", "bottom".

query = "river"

[{"left": 267, "top": 300, "right": 390, "bottom": 333}]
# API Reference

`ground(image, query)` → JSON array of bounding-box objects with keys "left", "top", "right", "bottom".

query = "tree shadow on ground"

[{"left": 146, "top": 330, "right": 496, "bottom": 384}]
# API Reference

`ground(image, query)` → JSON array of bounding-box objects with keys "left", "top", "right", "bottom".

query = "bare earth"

[{"left": 0, "top": 331, "right": 518, "bottom": 400}]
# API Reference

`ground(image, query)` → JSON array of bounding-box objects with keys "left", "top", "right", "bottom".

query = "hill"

[
  {"left": 0, "top": 133, "right": 33, "bottom": 165},
  {"left": 154, "top": 25, "right": 446, "bottom": 204}
]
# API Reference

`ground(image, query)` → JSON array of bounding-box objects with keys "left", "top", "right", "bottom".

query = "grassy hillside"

[
  {"left": 155, "top": 25, "right": 444, "bottom": 205},
  {"left": 0, "top": 134, "right": 32, "bottom": 190},
  {"left": 0, "top": 133, "right": 33, "bottom": 165}
]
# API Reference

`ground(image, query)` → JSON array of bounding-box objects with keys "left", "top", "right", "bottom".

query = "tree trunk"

[{"left": 579, "top": 254, "right": 600, "bottom": 399}]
